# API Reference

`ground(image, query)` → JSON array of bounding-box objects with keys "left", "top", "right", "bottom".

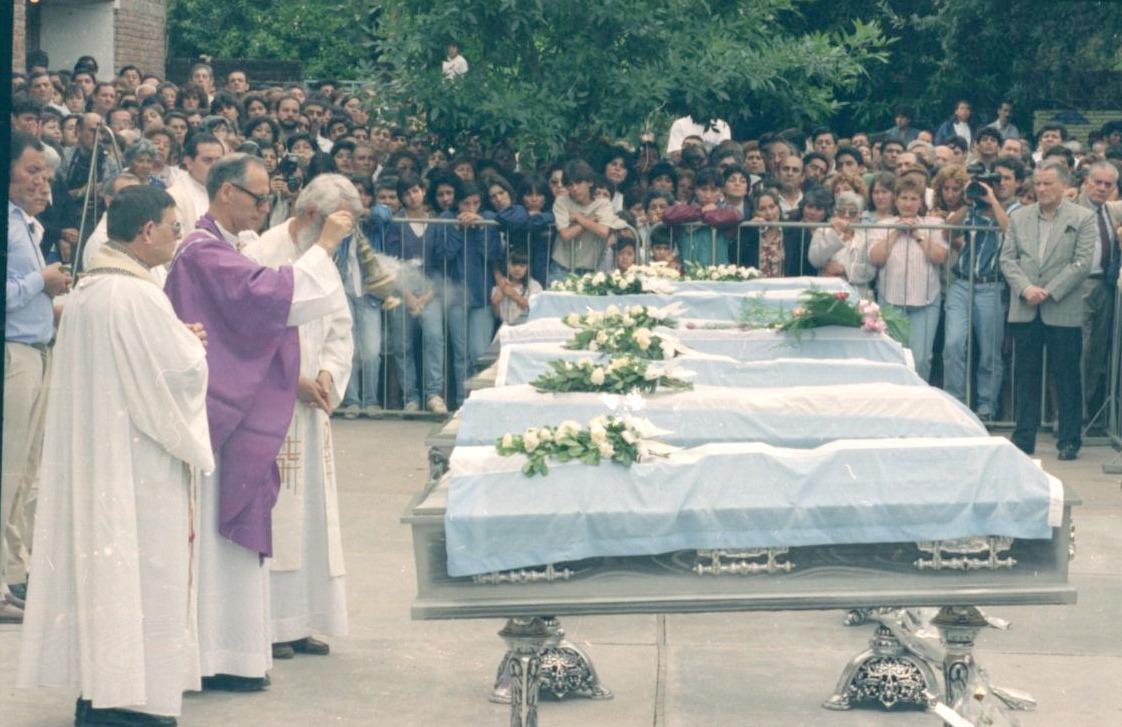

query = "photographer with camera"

[
  {"left": 941, "top": 158, "right": 1016, "bottom": 421},
  {"left": 267, "top": 152, "right": 306, "bottom": 229}
]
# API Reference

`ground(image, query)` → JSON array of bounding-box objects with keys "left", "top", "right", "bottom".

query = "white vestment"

[
  {"left": 258, "top": 221, "right": 353, "bottom": 643},
  {"left": 17, "top": 246, "right": 214, "bottom": 717},
  {"left": 194, "top": 224, "right": 346, "bottom": 678},
  {"left": 81, "top": 215, "right": 109, "bottom": 271},
  {"left": 167, "top": 174, "right": 209, "bottom": 232}
]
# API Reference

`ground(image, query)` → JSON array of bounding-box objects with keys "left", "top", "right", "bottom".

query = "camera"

[
  {"left": 965, "top": 162, "right": 1001, "bottom": 202},
  {"left": 277, "top": 153, "right": 303, "bottom": 193}
]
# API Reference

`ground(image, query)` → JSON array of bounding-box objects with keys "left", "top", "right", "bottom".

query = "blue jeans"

[
  {"left": 342, "top": 296, "right": 383, "bottom": 408},
  {"left": 446, "top": 304, "right": 496, "bottom": 403},
  {"left": 882, "top": 293, "right": 942, "bottom": 382},
  {"left": 387, "top": 297, "right": 444, "bottom": 405},
  {"left": 942, "top": 280, "right": 1005, "bottom": 416}
]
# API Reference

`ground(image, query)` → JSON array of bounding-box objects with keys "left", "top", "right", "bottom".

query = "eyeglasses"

[
  {"left": 229, "top": 182, "right": 270, "bottom": 208},
  {"left": 155, "top": 219, "right": 182, "bottom": 237}
]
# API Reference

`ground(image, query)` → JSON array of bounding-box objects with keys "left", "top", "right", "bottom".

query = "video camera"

[
  {"left": 965, "top": 162, "right": 1001, "bottom": 203},
  {"left": 277, "top": 153, "right": 303, "bottom": 194}
]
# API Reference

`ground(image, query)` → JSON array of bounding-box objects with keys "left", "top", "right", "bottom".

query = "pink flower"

[
  {"left": 685, "top": 322, "right": 697, "bottom": 330},
  {"left": 834, "top": 291, "right": 849, "bottom": 301},
  {"left": 792, "top": 306, "right": 808, "bottom": 318}
]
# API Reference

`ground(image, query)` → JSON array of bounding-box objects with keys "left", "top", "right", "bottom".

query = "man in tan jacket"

[{"left": 1000, "top": 162, "right": 1097, "bottom": 459}]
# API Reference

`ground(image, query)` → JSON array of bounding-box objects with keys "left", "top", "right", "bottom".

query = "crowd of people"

[{"left": 6, "top": 47, "right": 1122, "bottom": 723}]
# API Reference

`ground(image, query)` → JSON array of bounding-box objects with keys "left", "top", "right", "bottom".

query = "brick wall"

[
  {"left": 114, "top": 0, "right": 166, "bottom": 77},
  {"left": 13, "top": 0, "right": 26, "bottom": 73}
]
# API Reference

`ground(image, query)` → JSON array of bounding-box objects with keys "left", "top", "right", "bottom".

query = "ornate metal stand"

[
  {"left": 692, "top": 547, "right": 794, "bottom": 575},
  {"left": 492, "top": 617, "right": 613, "bottom": 705},
  {"left": 827, "top": 606, "right": 1036, "bottom": 725},
  {"left": 932, "top": 606, "right": 989, "bottom": 710},
  {"left": 497, "top": 618, "right": 550, "bottom": 727},
  {"left": 823, "top": 619, "right": 940, "bottom": 711}
]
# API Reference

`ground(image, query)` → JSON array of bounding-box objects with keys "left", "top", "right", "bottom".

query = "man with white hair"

[{"left": 257, "top": 175, "right": 354, "bottom": 660}]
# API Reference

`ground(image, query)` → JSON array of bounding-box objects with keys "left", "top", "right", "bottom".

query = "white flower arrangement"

[
  {"left": 683, "top": 262, "right": 763, "bottom": 281},
  {"left": 495, "top": 415, "right": 671, "bottom": 477},
  {"left": 562, "top": 303, "right": 685, "bottom": 359},
  {"left": 549, "top": 263, "right": 681, "bottom": 296}
]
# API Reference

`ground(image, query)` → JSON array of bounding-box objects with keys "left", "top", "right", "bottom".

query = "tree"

[
  {"left": 373, "top": 0, "right": 888, "bottom": 160},
  {"left": 167, "top": 0, "right": 375, "bottom": 80}
]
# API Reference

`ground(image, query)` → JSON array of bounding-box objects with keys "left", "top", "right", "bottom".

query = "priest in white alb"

[
  {"left": 163, "top": 154, "right": 350, "bottom": 692},
  {"left": 258, "top": 174, "right": 355, "bottom": 658},
  {"left": 18, "top": 186, "right": 213, "bottom": 727}
]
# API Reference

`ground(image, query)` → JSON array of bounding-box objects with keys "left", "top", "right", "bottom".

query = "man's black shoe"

[
  {"left": 201, "top": 674, "right": 270, "bottom": 692},
  {"left": 74, "top": 698, "right": 176, "bottom": 726},
  {"left": 1057, "top": 446, "right": 1078, "bottom": 461},
  {"left": 290, "top": 636, "right": 330, "bottom": 656},
  {"left": 272, "top": 642, "right": 295, "bottom": 659}
]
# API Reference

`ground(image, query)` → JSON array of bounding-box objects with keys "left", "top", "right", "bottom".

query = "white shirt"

[
  {"left": 953, "top": 120, "right": 972, "bottom": 146},
  {"left": 442, "top": 55, "right": 468, "bottom": 79},
  {"left": 666, "top": 116, "right": 731, "bottom": 154}
]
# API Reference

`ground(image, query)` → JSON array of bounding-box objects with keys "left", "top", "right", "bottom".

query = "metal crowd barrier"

[{"left": 344, "top": 214, "right": 1101, "bottom": 437}]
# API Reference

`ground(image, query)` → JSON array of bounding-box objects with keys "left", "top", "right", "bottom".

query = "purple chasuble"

[{"left": 164, "top": 214, "right": 299, "bottom": 557}]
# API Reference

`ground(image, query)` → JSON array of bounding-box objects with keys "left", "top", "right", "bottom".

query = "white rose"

[
  {"left": 592, "top": 272, "right": 606, "bottom": 285},
  {"left": 595, "top": 330, "right": 609, "bottom": 344},
  {"left": 564, "top": 313, "right": 580, "bottom": 327},
  {"left": 501, "top": 433, "right": 515, "bottom": 449},
  {"left": 578, "top": 357, "right": 592, "bottom": 367},
  {"left": 633, "top": 328, "right": 652, "bottom": 350},
  {"left": 589, "top": 341, "right": 600, "bottom": 352},
  {"left": 590, "top": 367, "right": 606, "bottom": 385},
  {"left": 587, "top": 311, "right": 603, "bottom": 324},
  {"left": 538, "top": 427, "right": 554, "bottom": 442},
  {"left": 523, "top": 431, "right": 540, "bottom": 452},
  {"left": 621, "top": 315, "right": 634, "bottom": 326},
  {"left": 605, "top": 304, "right": 620, "bottom": 317},
  {"left": 597, "top": 441, "right": 615, "bottom": 458},
  {"left": 609, "top": 356, "right": 630, "bottom": 371},
  {"left": 709, "top": 270, "right": 720, "bottom": 280},
  {"left": 629, "top": 305, "right": 645, "bottom": 316},
  {"left": 659, "top": 339, "right": 675, "bottom": 359},
  {"left": 589, "top": 424, "right": 608, "bottom": 444}
]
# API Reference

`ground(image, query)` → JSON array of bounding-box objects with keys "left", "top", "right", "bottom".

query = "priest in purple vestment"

[{"left": 164, "top": 153, "right": 351, "bottom": 691}]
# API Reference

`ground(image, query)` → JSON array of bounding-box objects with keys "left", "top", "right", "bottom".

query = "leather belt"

[{"left": 953, "top": 271, "right": 1002, "bottom": 284}]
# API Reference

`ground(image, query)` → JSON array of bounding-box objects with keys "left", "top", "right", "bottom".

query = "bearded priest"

[
  {"left": 164, "top": 154, "right": 350, "bottom": 692},
  {"left": 18, "top": 186, "right": 213, "bottom": 727},
  {"left": 258, "top": 174, "right": 356, "bottom": 659}
]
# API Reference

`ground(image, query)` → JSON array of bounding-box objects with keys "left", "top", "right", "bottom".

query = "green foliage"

[
  {"left": 374, "top": 0, "right": 888, "bottom": 158},
  {"left": 167, "top": 0, "right": 372, "bottom": 80},
  {"left": 800, "top": 0, "right": 1122, "bottom": 132}
]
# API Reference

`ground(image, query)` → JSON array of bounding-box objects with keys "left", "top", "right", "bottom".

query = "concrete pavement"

[{"left": 2, "top": 418, "right": 1120, "bottom": 726}]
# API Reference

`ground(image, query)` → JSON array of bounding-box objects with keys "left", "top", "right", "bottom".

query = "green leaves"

[{"left": 373, "top": 0, "right": 886, "bottom": 155}]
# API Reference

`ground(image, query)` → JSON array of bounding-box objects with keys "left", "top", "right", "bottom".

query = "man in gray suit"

[
  {"left": 1075, "top": 161, "right": 1122, "bottom": 427},
  {"left": 1000, "top": 162, "right": 1097, "bottom": 459}
]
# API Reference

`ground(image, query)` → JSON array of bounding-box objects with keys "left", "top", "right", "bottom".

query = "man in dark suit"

[
  {"left": 1075, "top": 161, "right": 1122, "bottom": 427},
  {"left": 999, "top": 162, "right": 1097, "bottom": 459}
]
